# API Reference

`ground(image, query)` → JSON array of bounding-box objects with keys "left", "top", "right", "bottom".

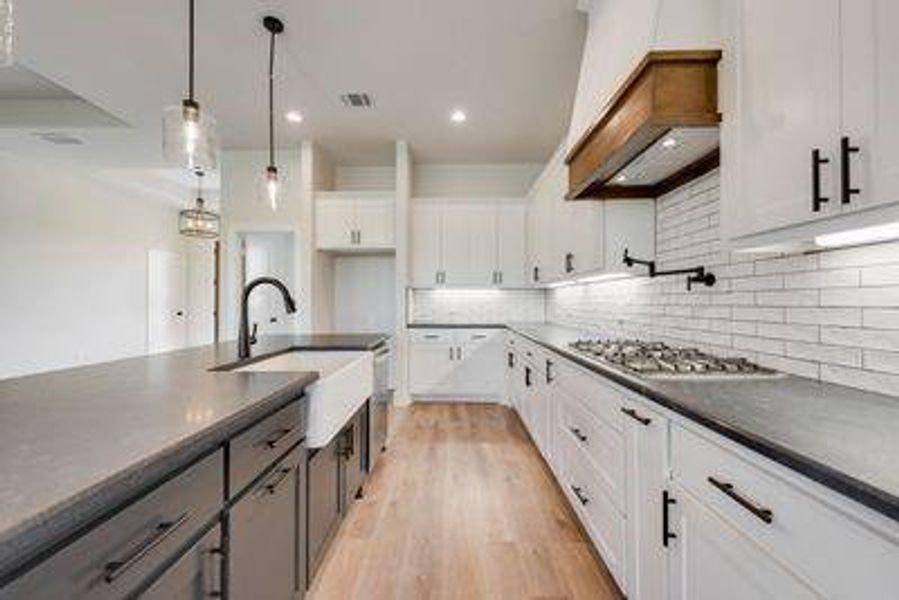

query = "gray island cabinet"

[{"left": 0, "top": 397, "right": 309, "bottom": 600}]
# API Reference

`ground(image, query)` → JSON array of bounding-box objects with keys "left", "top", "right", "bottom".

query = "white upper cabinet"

[
  {"left": 721, "top": 0, "right": 842, "bottom": 241},
  {"left": 494, "top": 205, "right": 528, "bottom": 287},
  {"left": 527, "top": 145, "right": 655, "bottom": 285},
  {"left": 722, "top": 0, "right": 899, "bottom": 246},
  {"left": 411, "top": 205, "right": 443, "bottom": 286},
  {"left": 841, "top": 0, "right": 899, "bottom": 211},
  {"left": 315, "top": 193, "right": 395, "bottom": 251},
  {"left": 410, "top": 202, "right": 528, "bottom": 288}
]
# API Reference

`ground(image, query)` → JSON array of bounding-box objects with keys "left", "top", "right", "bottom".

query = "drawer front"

[
  {"left": 555, "top": 358, "right": 624, "bottom": 433},
  {"left": 557, "top": 389, "right": 625, "bottom": 511},
  {"left": 140, "top": 524, "right": 222, "bottom": 600},
  {"left": 230, "top": 400, "right": 305, "bottom": 497},
  {"left": 408, "top": 329, "right": 454, "bottom": 344},
  {"left": 559, "top": 431, "right": 626, "bottom": 589},
  {"left": 2, "top": 451, "right": 223, "bottom": 600},
  {"left": 458, "top": 329, "right": 500, "bottom": 346},
  {"left": 671, "top": 424, "right": 899, "bottom": 599}
]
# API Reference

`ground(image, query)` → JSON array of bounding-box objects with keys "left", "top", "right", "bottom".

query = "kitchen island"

[{"left": 0, "top": 333, "right": 388, "bottom": 596}]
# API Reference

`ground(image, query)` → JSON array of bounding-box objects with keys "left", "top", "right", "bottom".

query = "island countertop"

[{"left": 0, "top": 333, "right": 388, "bottom": 580}]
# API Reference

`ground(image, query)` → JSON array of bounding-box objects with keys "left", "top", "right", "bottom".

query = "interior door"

[
  {"left": 495, "top": 205, "right": 527, "bottom": 286},
  {"left": 722, "top": 0, "right": 842, "bottom": 240},
  {"left": 411, "top": 205, "right": 443, "bottom": 286},
  {"left": 667, "top": 487, "right": 820, "bottom": 600},
  {"left": 147, "top": 249, "right": 187, "bottom": 353},
  {"left": 316, "top": 198, "right": 355, "bottom": 249},
  {"left": 841, "top": 0, "right": 899, "bottom": 211},
  {"left": 355, "top": 197, "right": 395, "bottom": 248}
]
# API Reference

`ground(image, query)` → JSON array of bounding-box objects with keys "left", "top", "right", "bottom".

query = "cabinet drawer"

[
  {"left": 458, "top": 329, "right": 500, "bottom": 346},
  {"left": 555, "top": 359, "right": 624, "bottom": 433},
  {"left": 671, "top": 424, "right": 899, "bottom": 599},
  {"left": 230, "top": 400, "right": 305, "bottom": 497},
  {"left": 558, "top": 430, "right": 626, "bottom": 589},
  {"left": 140, "top": 524, "right": 222, "bottom": 599},
  {"left": 557, "top": 389, "right": 625, "bottom": 512},
  {"left": 1, "top": 451, "right": 223, "bottom": 600},
  {"left": 408, "top": 329, "right": 454, "bottom": 344}
]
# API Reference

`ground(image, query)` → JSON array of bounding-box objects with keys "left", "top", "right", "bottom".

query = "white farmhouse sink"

[{"left": 236, "top": 351, "right": 373, "bottom": 448}]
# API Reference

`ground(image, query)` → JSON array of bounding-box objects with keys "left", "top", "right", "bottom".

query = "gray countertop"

[
  {"left": 507, "top": 322, "right": 899, "bottom": 523},
  {"left": 0, "top": 333, "right": 388, "bottom": 581}
]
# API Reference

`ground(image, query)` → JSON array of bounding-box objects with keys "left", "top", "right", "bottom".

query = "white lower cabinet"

[
  {"left": 408, "top": 329, "right": 503, "bottom": 398},
  {"left": 507, "top": 331, "right": 899, "bottom": 600}
]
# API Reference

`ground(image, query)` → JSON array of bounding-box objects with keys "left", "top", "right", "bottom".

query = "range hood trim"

[{"left": 565, "top": 50, "right": 722, "bottom": 201}]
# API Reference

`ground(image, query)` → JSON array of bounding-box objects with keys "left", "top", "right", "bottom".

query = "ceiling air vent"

[
  {"left": 340, "top": 93, "right": 374, "bottom": 108},
  {"left": 33, "top": 132, "right": 84, "bottom": 145}
]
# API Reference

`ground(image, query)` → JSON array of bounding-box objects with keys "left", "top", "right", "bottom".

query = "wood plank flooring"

[{"left": 307, "top": 403, "right": 622, "bottom": 600}]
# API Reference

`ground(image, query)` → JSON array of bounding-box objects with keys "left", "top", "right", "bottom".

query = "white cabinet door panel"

[
  {"left": 316, "top": 198, "right": 355, "bottom": 249},
  {"left": 495, "top": 205, "right": 527, "bottom": 286},
  {"left": 722, "top": 0, "right": 842, "bottom": 240},
  {"left": 668, "top": 488, "right": 821, "bottom": 600},
  {"left": 355, "top": 198, "right": 395, "bottom": 248},
  {"left": 408, "top": 343, "right": 455, "bottom": 395},
  {"left": 411, "top": 205, "right": 443, "bottom": 287},
  {"left": 842, "top": 0, "right": 899, "bottom": 211}
]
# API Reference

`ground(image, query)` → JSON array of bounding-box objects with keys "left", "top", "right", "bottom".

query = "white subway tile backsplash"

[
  {"left": 783, "top": 268, "right": 860, "bottom": 289},
  {"left": 546, "top": 171, "right": 899, "bottom": 397}
]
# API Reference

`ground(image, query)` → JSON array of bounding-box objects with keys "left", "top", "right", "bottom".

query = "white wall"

[
  {"left": 0, "top": 155, "right": 199, "bottom": 379},
  {"left": 333, "top": 255, "right": 396, "bottom": 333},
  {"left": 567, "top": 0, "right": 720, "bottom": 150},
  {"left": 412, "top": 163, "right": 542, "bottom": 197}
]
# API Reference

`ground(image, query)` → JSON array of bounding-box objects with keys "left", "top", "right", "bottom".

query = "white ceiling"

[{"left": 1, "top": 0, "right": 587, "bottom": 170}]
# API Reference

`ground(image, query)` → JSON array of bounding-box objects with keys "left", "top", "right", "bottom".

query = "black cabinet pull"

[
  {"left": 621, "top": 407, "right": 651, "bottom": 426},
  {"left": 103, "top": 511, "right": 193, "bottom": 583},
  {"left": 524, "top": 366, "right": 532, "bottom": 387},
  {"left": 545, "top": 359, "right": 554, "bottom": 384},
  {"left": 812, "top": 148, "right": 830, "bottom": 212},
  {"left": 662, "top": 490, "right": 677, "bottom": 547},
  {"left": 533, "top": 266, "right": 540, "bottom": 282},
  {"left": 507, "top": 352, "right": 514, "bottom": 368},
  {"left": 707, "top": 476, "right": 773, "bottom": 524},
  {"left": 264, "top": 427, "right": 293, "bottom": 450},
  {"left": 569, "top": 427, "right": 588, "bottom": 443},
  {"left": 565, "top": 253, "right": 575, "bottom": 273},
  {"left": 840, "top": 136, "right": 861, "bottom": 205},
  {"left": 571, "top": 485, "right": 589, "bottom": 506},
  {"left": 263, "top": 466, "right": 293, "bottom": 495}
]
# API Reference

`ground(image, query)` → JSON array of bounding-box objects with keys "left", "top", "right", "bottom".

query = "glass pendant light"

[
  {"left": 163, "top": 0, "right": 217, "bottom": 172},
  {"left": 257, "top": 16, "right": 285, "bottom": 211},
  {"left": 0, "top": 0, "right": 13, "bottom": 67},
  {"left": 179, "top": 171, "right": 221, "bottom": 238}
]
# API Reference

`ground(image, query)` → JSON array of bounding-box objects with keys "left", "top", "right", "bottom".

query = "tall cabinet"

[{"left": 722, "top": 0, "right": 899, "bottom": 245}]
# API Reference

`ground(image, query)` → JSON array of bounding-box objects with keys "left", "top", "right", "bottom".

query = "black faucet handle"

[{"left": 249, "top": 322, "right": 259, "bottom": 345}]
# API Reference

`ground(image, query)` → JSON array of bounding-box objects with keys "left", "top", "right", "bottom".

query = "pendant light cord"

[
  {"left": 188, "top": 0, "right": 195, "bottom": 101},
  {"left": 268, "top": 29, "right": 276, "bottom": 168}
]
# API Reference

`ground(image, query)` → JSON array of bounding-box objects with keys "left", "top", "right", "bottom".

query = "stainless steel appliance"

[
  {"left": 569, "top": 338, "right": 779, "bottom": 379},
  {"left": 367, "top": 342, "right": 391, "bottom": 471}
]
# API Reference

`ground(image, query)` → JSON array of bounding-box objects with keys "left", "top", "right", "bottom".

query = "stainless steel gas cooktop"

[{"left": 569, "top": 338, "right": 780, "bottom": 379}]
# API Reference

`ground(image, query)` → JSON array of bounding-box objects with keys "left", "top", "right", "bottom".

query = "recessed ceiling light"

[
  {"left": 662, "top": 137, "right": 678, "bottom": 149},
  {"left": 285, "top": 110, "right": 303, "bottom": 124},
  {"left": 450, "top": 109, "right": 467, "bottom": 124}
]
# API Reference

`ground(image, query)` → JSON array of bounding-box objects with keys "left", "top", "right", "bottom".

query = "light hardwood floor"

[{"left": 307, "top": 403, "right": 622, "bottom": 600}]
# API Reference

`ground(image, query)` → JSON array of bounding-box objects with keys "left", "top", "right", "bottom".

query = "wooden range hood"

[{"left": 565, "top": 50, "right": 722, "bottom": 200}]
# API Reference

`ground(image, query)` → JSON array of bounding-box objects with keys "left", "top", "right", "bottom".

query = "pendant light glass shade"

[
  {"left": 257, "top": 165, "right": 282, "bottom": 211},
  {"left": 163, "top": 100, "right": 217, "bottom": 172},
  {"left": 163, "top": 0, "right": 218, "bottom": 171},
  {"left": 179, "top": 172, "right": 220, "bottom": 238},
  {"left": 0, "top": 0, "right": 13, "bottom": 67}
]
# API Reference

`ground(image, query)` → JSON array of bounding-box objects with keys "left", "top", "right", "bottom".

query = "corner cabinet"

[
  {"left": 721, "top": 0, "right": 899, "bottom": 247},
  {"left": 315, "top": 192, "right": 395, "bottom": 251},
  {"left": 410, "top": 202, "right": 527, "bottom": 288}
]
